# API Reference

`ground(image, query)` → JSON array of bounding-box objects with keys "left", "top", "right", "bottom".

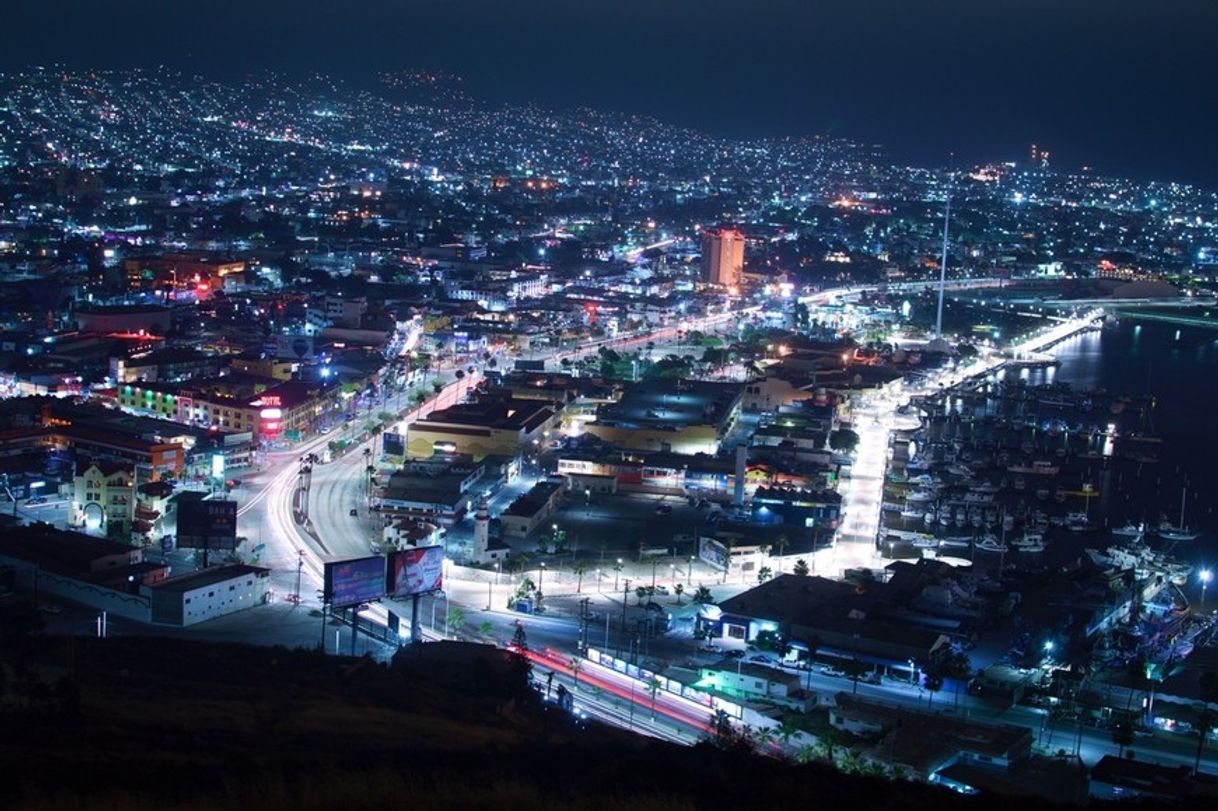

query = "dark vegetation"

[{"left": 0, "top": 632, "right": 1182, "bottom": 810}]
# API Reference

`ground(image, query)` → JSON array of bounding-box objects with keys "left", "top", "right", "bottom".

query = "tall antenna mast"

[{"left": 934, "top": 165, "right": 953, "bottom": 340}]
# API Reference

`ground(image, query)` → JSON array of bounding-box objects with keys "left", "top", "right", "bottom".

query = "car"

[
  {"left": 724, "top": 649, "right": 745, "bottom": 659},
  {"left": 27, "top": 495, "right": 46, "bottom": 505},
  {"left": 349, "top": 508, "right": 358, "bottom": 517},
  {"left": 744, "top": 653, "right": 779, "bottom": 666},
  {"left": 653, "top": 585, "right": 669, "bottom": 596},
  {"left": 38, "top": 603, "right": 62, "bottom": 614},
  {"left": 654, "top": 503, "right": 672, "bottom": 515}
]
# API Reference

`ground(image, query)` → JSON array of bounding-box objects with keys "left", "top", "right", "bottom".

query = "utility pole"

[
  {"left": 292, "top": 550, "right": 303, "bottom": 605},
  {"left": 620, "top": 579, "right": 632, "bottom": 657}
]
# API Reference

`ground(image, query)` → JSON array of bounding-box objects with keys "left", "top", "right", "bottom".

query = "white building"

[{"left": 146, "top": 564, "right": 270, "bottom": 626}]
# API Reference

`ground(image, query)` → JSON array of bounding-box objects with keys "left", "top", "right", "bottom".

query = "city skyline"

[{"left": 4, "top": 0, "right": 1217, "bottom": 188}]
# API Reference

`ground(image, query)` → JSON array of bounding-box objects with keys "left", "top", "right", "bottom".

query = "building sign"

[
  {"left": 698, "top": 536, "right": 729, "bottom": 571},
  {"left": 324, "top": 555, "right": 386, "bottom": 608},
  {"left": 176, "top": 498, "right": 238, "bottom": 550},
  {"left": 386, "top": 545, "right": 444, "bottom": 597}
]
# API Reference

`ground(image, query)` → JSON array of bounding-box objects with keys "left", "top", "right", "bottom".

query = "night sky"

[{"left": 6, "top": 0, "right": 1217, "bottom": 186}]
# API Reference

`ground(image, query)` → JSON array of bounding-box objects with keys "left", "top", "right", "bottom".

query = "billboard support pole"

[
  {"left": 319, "top": 602, "right": 328, "bottom": 651},
  {"left": 350, "top": 606, "right": 359, "bottom": 656},
  {"left": 410, "top": 593, "right": 422, "bottom": 646}
]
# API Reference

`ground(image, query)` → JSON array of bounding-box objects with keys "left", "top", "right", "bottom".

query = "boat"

[
  {"left": 900, "top": 507, "right": 925, "bottom": 520},
  {"left": 1017, "top": 529, "right": 1044, "bottom": 545},
  {"left": 906, "top": 490, "right": 937, "bottom": 504},
  {"left": 1015, "top": 541, "right": 1045, "bottom": 553},
  {"left": 1066, "top": 511, "right": 1099, "bottom": 533},
  {"left": 1111, "top": 522, "right": 1145, "bottom": 539},
  {"left": 976, "top": 537, "right": 1009, "bottom": 553},
  {"left": 1155, "top": 488, "right": 1201, "bottom": 542},
  {"left": 1008, "top": 460, "right": 1060, "bottom": 476},
  {"left": 1157, "top": 524, "right": 1200, "bottom": 543}
]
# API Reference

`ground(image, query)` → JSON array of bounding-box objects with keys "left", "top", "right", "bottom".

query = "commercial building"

[
  {"left": 115, "top": 377, "right": 340, "bottom": 443},
  {"left": 584, "top": 379, "right": 744, "bottom": 456},
  {"left": 829, "top": 692, "right": 1034, "bottom": 782},
  {"left": 1088, "top": 756, "right": 1218, "bottom": 801},
  {"left": 702, "top": 574, "right": 953, "bottom": 671},
  {"left": 123, "top": 252, "right": 245, "bottom": 295},
  {"left": 71, "top": 461, "right": 135, "bottom": 534},
  {"left": 499, "top": 479, "right": 565, "bottom": 539},
  {"left": 380, "top": 454, "right": 486, "bottom": 525},
  {"left": 701, "top": 227, "right": 745, "bottom": 289},
  {"left": 74, "top": 304, "right": 172, "bottom": 335},
  {"left": 0, "top": 525, "right": 169, "bottom": 621},
  {"left": 146, "top": 564, "right": 270, "bottom": 626},
  {"left": 406, "top": 395, "right": 560, "bottom": 461}
]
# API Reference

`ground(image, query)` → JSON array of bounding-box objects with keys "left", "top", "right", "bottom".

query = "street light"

[
  {"left": 615, "top": 558, "right": 622, "bottom": 592},
  {"left": 539, "top": 561, "right": 546, "bottom": 595}
]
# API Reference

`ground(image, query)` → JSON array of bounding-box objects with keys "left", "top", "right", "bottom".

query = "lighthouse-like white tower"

[{"left": 472, "top": 495, "right": 490, "bottom": 563}]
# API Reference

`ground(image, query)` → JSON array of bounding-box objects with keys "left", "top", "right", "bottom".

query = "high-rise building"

[{"left": 701, "top": 227, "right": 745, "bottom": 288}]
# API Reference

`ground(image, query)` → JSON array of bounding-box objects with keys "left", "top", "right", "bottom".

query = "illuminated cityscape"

[{"left": 2, "top": 4, "right": 1218, "bottom": 807}]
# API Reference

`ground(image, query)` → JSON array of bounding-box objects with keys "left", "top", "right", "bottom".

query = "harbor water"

[{"left": 1034, "top": 319, "right": 1218, "bottom": 560}]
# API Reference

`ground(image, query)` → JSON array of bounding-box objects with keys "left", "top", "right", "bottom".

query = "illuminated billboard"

[
  {"left": 387, "top": 545, "right": 444, "bottom": 598},
  {"left": 176, "top": 498, "right": 238, "bottom": 550},
  {"left": 324, "top": 555, "right": 386, "bottom": 608}
]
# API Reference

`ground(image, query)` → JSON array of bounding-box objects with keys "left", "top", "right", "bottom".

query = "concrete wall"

[{"left": 2, "top": 556, "right": 150, "bottom": 622}]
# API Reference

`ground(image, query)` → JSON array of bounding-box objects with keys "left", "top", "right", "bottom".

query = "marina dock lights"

[{"left": 1201, "top": 569, "right": 1213, "bottom": 609}]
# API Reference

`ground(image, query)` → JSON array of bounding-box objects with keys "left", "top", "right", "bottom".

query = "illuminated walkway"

[{"left": 827, "top": 309, "right": 1105, "bottom": 572}]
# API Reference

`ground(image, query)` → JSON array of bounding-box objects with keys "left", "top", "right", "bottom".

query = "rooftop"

[
  {"left": 148, "top": 564, "right": 270, "bottom": 595},
  {"left": 594, "top": 379, "right": 744, "bottom": 431}
]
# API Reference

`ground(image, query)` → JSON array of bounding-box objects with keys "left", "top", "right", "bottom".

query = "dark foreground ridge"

[{"left": 0, "top": 634, "right": 1178, "bottom": 810}]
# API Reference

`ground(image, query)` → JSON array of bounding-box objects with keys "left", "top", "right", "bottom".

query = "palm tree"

[
  {"left": 674, "top": 583, "right": 685, "bottom": 604},
  {"left": 756, "top": 566, "right": 773, "bottom": 584},
  {"left": 1112, "top": 719, "right": 1135, "bottom": 759},
  {"left": 772, "top": 533, "right": 789, "bottom": 572},
  {"left": 945, "top": 650, "right": 973, "bottom": 710},
  {"left": 648, "top": 676, "right": 662, "bottom": 719},
  {"left": 573, "top": 562, "right": 587, "bottom": 594},
  {"left": 692, "top": 585, "right": 714, "bottom": 605},
  {"left": 752, "top": 726, "right": 776, "bottom": 751},
  {"left": 816, "top": 727, "right": 839, "bottom": 763},
  {"left": 923, "top": 666, "right": 944, "bottom": 709},
  {"left": 446, "top": 606, "right": 466, "bottom": 636},
  {"left": 776, "top": 717, "right": 802, "bottom": 751},
  {"left": 792, "top": 558, "right": 810, "bottom": 577},
  {"left": 794, "top": 744, "right": 818, "bottom": 764},
  {"left": 569, "top": 656, "right": 583, "bottom": 690},
  {"left": 635, "top": 585, "right": 648, "bottom": 605},
  {"left": 802, "top": 635, "right": 821, "bottom": 691},
  {"left": 842, "top": 658, "right": 869, "bottom": 694}
]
